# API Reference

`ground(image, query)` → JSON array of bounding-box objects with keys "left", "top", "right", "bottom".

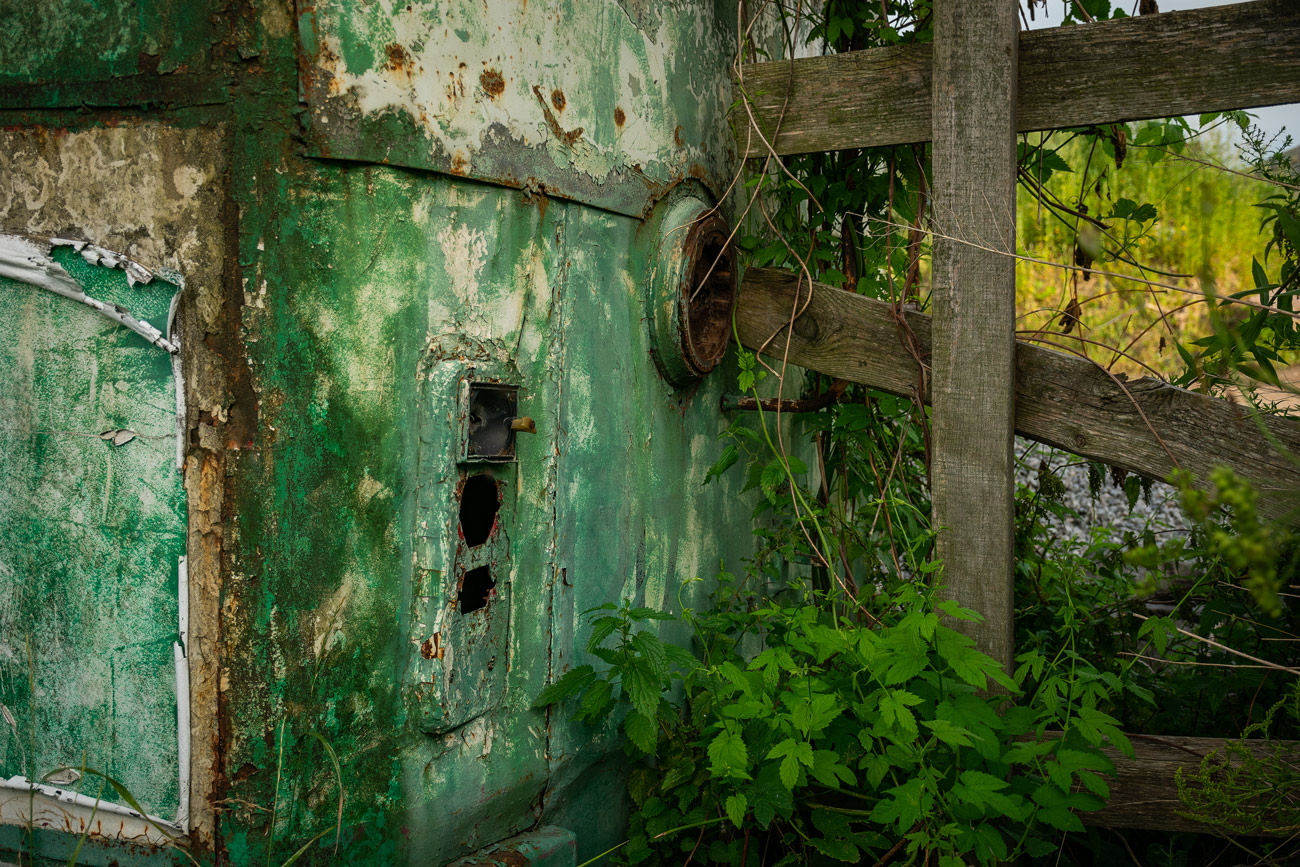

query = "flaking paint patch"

[
  {"left": 437, "top": 223, "right": 488, "bottom": 306},
  {"left": 299, "top": 0, "right": 738, "bottom": 215}
]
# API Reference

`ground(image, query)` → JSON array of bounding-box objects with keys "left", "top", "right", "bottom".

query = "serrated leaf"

[
  {"left": 883, "top": 653, "right": 927, "bottom": 685},
  {"left": 661, "top": 757, "right": 695, "bottom": 791},
  {"left": 631, "top": 631, "right": 669, "bottom": 680},
  {"left": 878, "top": 689, "right": 921, "bottom": 735},
  {"left": 663, "top": 642, "right": 698, "bottom": 674},
  {"left": 921, "top": 717, "right": 975, "bottom": 747},
  {"left": 577, "top": 678, "right": 614, "bottom": 721},
  {"left": 778, "top": 753, "right": 801, "bottom": 789},
  {"left": 624, "top": 710, "right": 657, "bottom": 755},
  {"left": 725, "top": 793, "right": 747, "bottom": 828},
  {"left": 531, "top": 665, "right": 597, "bottom": 709},
  {"left": 621, "top": 662, "right": 661, "bottom": 719},
  {"left": 707, "top": 729, "right": 751, "bottom": 779}
]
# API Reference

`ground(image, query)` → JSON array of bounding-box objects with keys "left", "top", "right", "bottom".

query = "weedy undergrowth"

[{"left": 535, "top": 566, "right": 1131, "bottom": 866}]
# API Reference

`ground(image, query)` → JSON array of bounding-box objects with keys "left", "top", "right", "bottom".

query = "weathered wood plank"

[
  {"left": 1085, "top": 735, "right": 1300, "bottom": 835},
  {"left": 736, "top": 0, "right": 1300, "bottom": 157},
  {"left": 929, "top": 0, "right": 1018, "bottom": 672},
  {"left": 736, "top": 268, "right": 1300, "bottom": 522}
]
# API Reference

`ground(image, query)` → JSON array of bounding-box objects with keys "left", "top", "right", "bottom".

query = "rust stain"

[
  {"left": 385, "top": 43, "right": 414, "bottom": 74},
  {"left": 420, "top": 633, "right": 443, "bottom": 660},
  {"left": 532, "top": 85, "right": 583, "bottom": 147},
  {"left": 550, "top": 88, "right": 565, "bottom": 111},
  {"left": 480, "top": 68, "right": 505, "bottom": 98},
  {"left": 673, "top": 124, "right": 684, "bottom": 147},
  {"left": 614, "top": 106, "right": 625, "bottom": 128},
  {"left": 450, "top": 152, "right": 468, "bottom": 175}
]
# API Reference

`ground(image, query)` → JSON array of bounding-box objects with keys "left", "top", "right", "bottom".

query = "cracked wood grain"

[
  {"left": 737, "top": 267, "right": 1300, "bottom": 523},
  {"left": 736, "top": 0, "right": 1300, "bottom": 156}
]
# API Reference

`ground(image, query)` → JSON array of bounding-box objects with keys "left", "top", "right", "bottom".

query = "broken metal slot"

[
  {"left": 466, "top": 383, "right": 520, "bottom": 461},
  {"left": 458, "top": 566, "right": 496, "bottom": 614},
  {"left": 459, "top": 474, "right": 500, "bottom": 548}
]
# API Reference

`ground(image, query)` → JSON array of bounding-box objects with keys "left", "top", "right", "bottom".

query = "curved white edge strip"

[
  {"left": 175, "top": 556, "right": 191, "bottom": 832},
  {"left": 0, "top": 235, "right": 178, "bottom": 354},
  {"left": 0, "top": 776, "right": 183, "bottom": 846},
  {"left": 171, "top": 296, "right": 186, "bottom": 471}
]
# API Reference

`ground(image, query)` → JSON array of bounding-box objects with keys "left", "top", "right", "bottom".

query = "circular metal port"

[{"left": 644, "top": 191, "right": 738, "bottom": 387}]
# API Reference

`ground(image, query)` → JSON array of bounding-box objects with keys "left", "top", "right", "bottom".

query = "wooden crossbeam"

[
  {"left": 736, "top": 268, "right": 1300, "bottom": 522},
  {"left": 1037, "top": 733, "right": 1300, "bottom": 835},
  {"left": 736, "top": 0, "right": 1300, "bottom": 157}
]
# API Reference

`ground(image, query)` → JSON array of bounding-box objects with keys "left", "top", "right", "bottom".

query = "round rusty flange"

[{"left": 643, "top": 192, "right": 737, "bottom": 387}]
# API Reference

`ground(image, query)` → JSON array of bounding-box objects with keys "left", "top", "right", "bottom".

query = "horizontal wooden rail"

[
  {"left": 1086, "top": 734, "right": 1299, "bottom": 834},
  {"left": 736, "top": 268, "right": 1300, "bottom": 521},
  {"left": 736, "top": 0, "right": 1300, "bottom": 157},
  {"left": 1009, "top": 733, "right": 1300, "bottom": 834}
]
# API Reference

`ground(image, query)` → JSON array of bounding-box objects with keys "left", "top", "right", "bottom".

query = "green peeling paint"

[{"left": 0, "top": 245, "right": 186, "bottom": 822}]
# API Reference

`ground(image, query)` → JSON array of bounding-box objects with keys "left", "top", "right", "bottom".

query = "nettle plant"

[{"left": 535, "top": 568, "right": 1129, "bottom": 866}]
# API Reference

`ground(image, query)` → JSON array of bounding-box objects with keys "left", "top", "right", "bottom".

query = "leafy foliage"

[
  {"left": 536, "top": 575, "right": 1130, "bottom": 866},
  {"left": 538, "top": 2, "right": 1300, "bottom": 865}
]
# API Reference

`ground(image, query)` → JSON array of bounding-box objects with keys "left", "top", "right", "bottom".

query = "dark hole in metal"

[
  {"left": 459, "top": 566, "right": 495, "bottom": 614},
  {"left": 684, "top": 218, "right": 736, "bottom": 376},
  {"left": 459, "top": 474, "right": 499, "bottom": 547},
  {"left": 467, "top": 383, "right": 518, "bottom": 459}
]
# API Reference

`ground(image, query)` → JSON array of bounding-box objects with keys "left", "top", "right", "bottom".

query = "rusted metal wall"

[{"left": 0, "top": 0, "right": 756, "bottom": 864}]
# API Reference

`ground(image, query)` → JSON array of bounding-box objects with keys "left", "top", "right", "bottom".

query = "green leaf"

[
  {"left": 810, "top": 749, "right": 854, "bottom": 789},
  {"left": 621, "top": 662, "right": 661, "bottom": 719},
  {"left": 624, "top": 710, "right": 657, "bottom": 755},
  {"left": 883, "top": 653, "right": 927, "bottom": 685},
  {"left": 660, "top": 757, "right": 695, "bottom": 792},
  {"left": 631, "top": 631, "right": 669, "bottom": 680},
  {"left": 921, "top": 717, "right": 975, "bottom": 748},
  {"left": 725, "top": 793, "right": 747, "bottom": 828},
  {"left": 778, "top": 753, "right": 802, "bottom": 789},
  {"left": 585, "top": 618, "right": 620, "bottom": 653},
  {"left": 663, "top": 642, "right": 698, "bottom": 674},
  {"left": 531, "top": 665, "right": 597, "bottom": 709},
  {"left": 870, "top": 778, "right": 926, "bottom": 831},
  {"left": 704, "top": 443, "right": 740, "bottom": 485},
  {"left": 787, "top": 691, "right": 842, "bottom": 736},
  {"left": 708, "top": 729, "right": 751, "bottom": 779},
  {"left": 577, "top": 678, "right": 615, "bottom": 721},
  {"left": 878, "top": 689, "right": 922, "bottom": 735}
]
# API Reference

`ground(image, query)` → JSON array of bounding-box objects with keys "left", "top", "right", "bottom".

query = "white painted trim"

[
  {"left": 175, "top": 556, "right": 191, "bottom": 832},
  {"left": 0, "top": 777, "right": 182, "bottom": 846},
  {"left": 170, "top": 294, "right": 186, "bottom": 471}
]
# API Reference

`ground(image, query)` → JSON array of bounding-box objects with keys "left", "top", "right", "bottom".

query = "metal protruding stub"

[
  {"left": 643, "top": 190, "right": 738, "bottom": 387},
  {"left": 508, "top": 416, "right": 536, "bottom": 434}
]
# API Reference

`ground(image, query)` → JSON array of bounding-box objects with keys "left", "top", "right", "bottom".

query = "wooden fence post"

[{"left": 930, "top": 0, "right": 1018, "bottom": 671}]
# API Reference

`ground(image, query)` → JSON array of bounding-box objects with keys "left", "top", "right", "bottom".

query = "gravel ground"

[{"left": 1014, "top": 438, "right": 1192, "bottom": 544}]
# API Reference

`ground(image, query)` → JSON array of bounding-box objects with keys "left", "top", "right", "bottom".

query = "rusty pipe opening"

[{"left": 682, "top": 215, "right": 737, "bottom": 377}]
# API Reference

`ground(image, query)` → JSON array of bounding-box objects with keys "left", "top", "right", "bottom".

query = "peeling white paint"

[
  {"left": 53, "top": 238, "right": 154, "bottom": 288},
  {"left": 0, "top": 235, "right": 178, "bottom": 353},
  {"left": 0, "top": 776, "right": 182, "bottom": 845}
]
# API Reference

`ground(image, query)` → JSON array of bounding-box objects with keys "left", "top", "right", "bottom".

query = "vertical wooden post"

[{"left": 930, "top": 0, "right": 1018, "bottom": 671}]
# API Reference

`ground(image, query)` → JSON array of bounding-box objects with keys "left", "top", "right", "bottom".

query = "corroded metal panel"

[
  {"left": 0, "top": 0, "right": 221, "bottom": 87},
  {"left": 220, "top": 167, "right": 564, "bottom": 865},
  {"left": 296, "top": 0, "right": 737, "bottom": 217},
  {"left": 0, "top": 239, "right": 186, "bottom": 826},
  {"left": 542, "top": 200, "right": 757, "bottom": 861}
]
